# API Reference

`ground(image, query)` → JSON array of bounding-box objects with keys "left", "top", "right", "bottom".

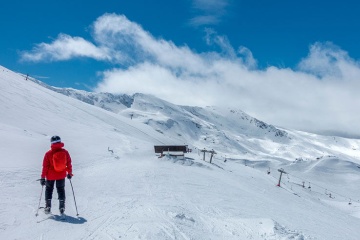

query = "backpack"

[{"left": 52, "top": 150, "right": 67, "bottom": 172}]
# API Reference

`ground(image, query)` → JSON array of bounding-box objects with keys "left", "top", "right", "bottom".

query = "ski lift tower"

[{"left": 277, "top": 168, "right": 287, "bottom": 187}]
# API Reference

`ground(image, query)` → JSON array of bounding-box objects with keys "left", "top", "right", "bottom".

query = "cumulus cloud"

[
  {"left": 20, "top": 13, "right": 360, "bottom": 137},
  {"left": 20, "top": 34, "right": 109, "bottom": 62}
]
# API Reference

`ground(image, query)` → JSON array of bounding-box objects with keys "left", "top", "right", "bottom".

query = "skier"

[{"left": 40, "top": 136, "right": 73, "bottom": 214}]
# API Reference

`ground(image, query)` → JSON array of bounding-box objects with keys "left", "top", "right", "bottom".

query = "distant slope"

[
  {"left": 27, "top": 75, "right": 360, "bottom": 163},
  {"left": 0, "top": 65, "right": 177, "bottom": 162}
]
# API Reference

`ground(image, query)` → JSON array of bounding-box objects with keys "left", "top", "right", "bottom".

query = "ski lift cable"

[{"left": 286, "top": 172, "right": 360, "bottom": 203}]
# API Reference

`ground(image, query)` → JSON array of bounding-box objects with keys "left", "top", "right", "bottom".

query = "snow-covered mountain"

[
  {"left": 37, "top": 81, "right": 288, "bottom": 143},
  {"left": 32, "top": 79, "right": 360, "bottom": 163},
  {"left": 1, "top": 64, "right": 360, "bottom": 239}
]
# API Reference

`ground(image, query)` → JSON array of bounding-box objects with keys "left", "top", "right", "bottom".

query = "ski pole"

[
  {"left": 69, "top": 178, "right": 79, "bottom": 216},
  {"left": 35, "top": 184, "right": 44, "bottom": 216}
]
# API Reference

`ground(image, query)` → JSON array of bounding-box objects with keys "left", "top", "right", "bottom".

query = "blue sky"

[{"left": 1, "top": 0, "right": 360, "bottom": 137}]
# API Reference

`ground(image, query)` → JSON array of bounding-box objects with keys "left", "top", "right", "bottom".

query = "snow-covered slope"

[
  {"left": 1, "top": 65, "right": 360, "bottom": 239},
  {"left": 43, "top": 78, "right": 360, "bottom": 163}
]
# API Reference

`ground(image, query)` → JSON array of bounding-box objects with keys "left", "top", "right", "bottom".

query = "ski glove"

[
  {"left": 67, "top": 174, "right": 72, "bottom": 179},
  {"left": 40, "top": 178, "right": 46, "bottom": 186}
]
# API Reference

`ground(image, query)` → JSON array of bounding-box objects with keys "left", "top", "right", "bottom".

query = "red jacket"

[{"left": 41, "top": 142, "right": 73, "bottom": 180}]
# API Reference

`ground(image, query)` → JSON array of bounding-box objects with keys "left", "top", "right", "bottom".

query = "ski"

[
  {"left": 36, "top": 207, "right": 68, "bottom": 223},
  {"left": 59, "top": 213, "right": 67, "bottom": 221},
  {"left": 36, "top": 214, "right": 67, "bottom": 223},
  {"left": 36, "top": 214, "right": 54, "bottom": 223}
]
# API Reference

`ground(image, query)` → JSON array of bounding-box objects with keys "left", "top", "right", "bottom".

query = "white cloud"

[
  {"left": 298, "top": 42, "right": 354, "bottom": 78},
  {"left": 20, "top": 34, "right": 109, "bottom": 62},
  {"left": 189, "top": 15, "right": 220, "bottom": 27},
  {"left": 204, "top": 28, "right": 237, "bottom": 58},
  {"left": 189, "top": 0, "right": 230, "bottom": 27},
  {"left": 20, "top": 13, "right": 360, "bottom": 137}
]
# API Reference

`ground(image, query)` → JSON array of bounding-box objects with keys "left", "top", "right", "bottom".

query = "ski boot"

[
  {"left": 59, "top": 200, "right": 65, "bottom": 214},
  {"left": 44, "top": 199, "right": 51, "bottom": 214}
]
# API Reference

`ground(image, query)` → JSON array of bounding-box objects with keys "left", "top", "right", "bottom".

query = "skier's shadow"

[
  {"left": 67, "top": 216, "right": 87, "bottom": 224},
  {"left": 52, "top": 215, "right": 87, "bottom": 224}
]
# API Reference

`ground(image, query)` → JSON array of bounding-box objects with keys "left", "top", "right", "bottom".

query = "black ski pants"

[{"left": 45, "top": 178, "right": 66, "bottom": 202}]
